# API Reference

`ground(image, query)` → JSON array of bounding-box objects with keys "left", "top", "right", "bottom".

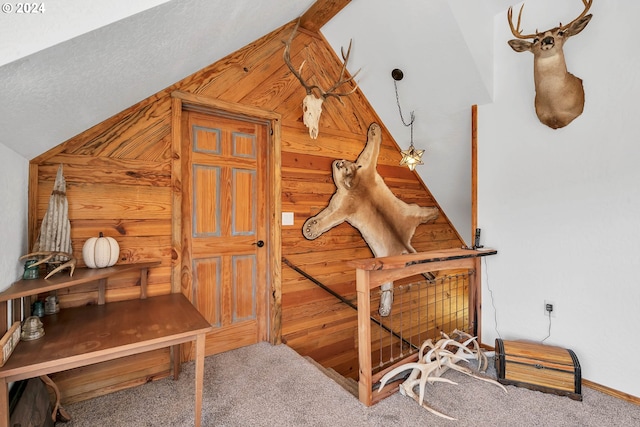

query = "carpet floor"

[{"left": 60, "top": 342, "right": 640, "bottom": 426}]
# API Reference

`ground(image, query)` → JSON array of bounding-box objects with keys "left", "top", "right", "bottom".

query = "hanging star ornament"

[
  {"left": 399, "top": 144, "right": 424, "bottom": 171},
  {"left": 392, "top": 70, "right": 426, "bottom": 171}
]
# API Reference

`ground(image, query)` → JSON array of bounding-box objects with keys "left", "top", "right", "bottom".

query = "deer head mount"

[
  {"left": 507, "top": 0, "right": 593, "bottom": 129},
  {"left": 283, "top": 21, "right": 360, "bottom": 139}
]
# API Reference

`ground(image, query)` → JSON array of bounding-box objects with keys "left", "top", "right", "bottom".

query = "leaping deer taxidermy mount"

[
  {"left": 507, "top": 0, "right": 593, "bottom": 129},
  {"left": 283, "top": 20, "right": 360, "bottom": 139}
]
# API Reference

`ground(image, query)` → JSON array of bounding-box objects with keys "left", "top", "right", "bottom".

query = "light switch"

[{"left": 282, "top": 212, "right": 294, "bottom": 226}]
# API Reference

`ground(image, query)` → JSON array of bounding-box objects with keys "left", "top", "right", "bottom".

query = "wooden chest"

[{"left": 495, "top": 339, "right": 582, "bottom": 401}]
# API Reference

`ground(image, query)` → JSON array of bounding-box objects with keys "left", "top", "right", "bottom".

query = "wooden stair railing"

[
  {"left": 347, "top": 247, "right": 497, "bottom": 406},
  {"left": 282, "top": 257, "right": 418, "bottom": 351}
]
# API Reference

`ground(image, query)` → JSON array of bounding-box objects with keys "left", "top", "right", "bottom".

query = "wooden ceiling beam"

[{"left": 299, "top": 0, "right": 351, "bottom": 33}]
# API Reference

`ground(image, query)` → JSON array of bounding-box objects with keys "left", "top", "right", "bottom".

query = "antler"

[
  {"left": 378, "top": 330, "right": 506, "bottom": 420},
  {"left": 322, "top": 41, "right": 360, "bottom": 101},
  {"left": 508, "top": 0, "right": 593, "bottom": 39},
  {"left": 283, "top": 20, "right": 359, "bottom": 101},
  {"left": 20, "top": 251, "right": 77, "bottom": 279},
  {"left": 559, "top": 0, "right": 593, "bottom": 31},
  {"left": 507, "top": 4, "right": 538, "bottom": 39},
  {"left": 283, "top": 20, "right": 322, "bottom": 97}
]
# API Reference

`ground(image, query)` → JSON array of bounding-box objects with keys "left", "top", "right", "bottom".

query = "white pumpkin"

[{"left": 82, "top": 232, "right": 120, "bottom": 268}]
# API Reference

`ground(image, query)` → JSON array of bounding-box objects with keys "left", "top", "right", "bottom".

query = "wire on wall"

[
  {"left": 541, "top": 311, "right": 552, "bottom": 343},
  {"left": 483, "top": 256, "right": 502, "bottom": 339},
  {"left": 484, "top": 256, "right": 553, "bottom": 344}
]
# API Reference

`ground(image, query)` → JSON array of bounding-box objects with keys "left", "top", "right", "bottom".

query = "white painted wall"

[
  {"left": 479, "top": 1, "right": 640, "bottom": 397},
  {"left": 0, "top": 144, "right": 28, "bottom": 292}
]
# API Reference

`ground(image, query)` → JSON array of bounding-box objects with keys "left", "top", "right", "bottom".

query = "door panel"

[
  {"left": 182, "top": 110, "right": 268, "bottom": 357},
  {"left": 232, "top": 254, "right": 256, "bottom": 322},
  {"left": 193, "top": 256, "right": 221, "bottom": 327},
  {"left": 232, "top": 169, "right": 256, "bottom": 235},
  {"left": 192, "top": 165, "right": 220, "bottom": 237}
]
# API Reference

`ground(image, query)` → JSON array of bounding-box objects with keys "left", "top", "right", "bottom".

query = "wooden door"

[{"left": 182, "top": 110, "right": 269, "bottom": 356}]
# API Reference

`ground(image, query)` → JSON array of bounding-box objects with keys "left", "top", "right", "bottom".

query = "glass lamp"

[{"left": 392, "top": 68, "right": 425, "bottom": 171}]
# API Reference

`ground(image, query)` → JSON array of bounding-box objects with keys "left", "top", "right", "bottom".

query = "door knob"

[{"left": 254, "top": 240, "right": 265, "bottom": 248}]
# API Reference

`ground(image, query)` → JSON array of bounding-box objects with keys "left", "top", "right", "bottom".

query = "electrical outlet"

[{"left": 544, "top": 300, "right": 556, "bottom": 318}]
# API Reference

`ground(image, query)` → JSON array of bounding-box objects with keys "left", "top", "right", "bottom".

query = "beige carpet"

[{"left": 60, "top": 342, "right": 640, "bottom": 426}]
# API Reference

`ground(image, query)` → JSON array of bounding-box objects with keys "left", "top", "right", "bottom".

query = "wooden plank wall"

[{"left": 29, "top": 21, "right": 464, "bottom": 402}]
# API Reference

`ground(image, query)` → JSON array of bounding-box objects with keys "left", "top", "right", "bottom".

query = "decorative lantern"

[
  {"left": 392, "top": 69, "right": 425, "bottom": 171},
  {"left": 82, "top": 232, "right": 119, "bottom": 268}
]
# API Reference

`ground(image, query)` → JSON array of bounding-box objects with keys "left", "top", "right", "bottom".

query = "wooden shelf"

[
  {"left": 0, "top": 261, "right": 161, "bottom": 303},
  {"left": 0, "top": 261, "right": 212, "bottom": 427}
]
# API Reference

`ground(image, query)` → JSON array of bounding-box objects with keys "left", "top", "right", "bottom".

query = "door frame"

[{"left": 170, "top": 90, "right": 282, "bottom": 345}]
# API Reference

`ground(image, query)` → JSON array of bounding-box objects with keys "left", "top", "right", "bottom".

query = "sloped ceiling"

[
  {"left": 0, "top": 0, "right": 516, "bottom": 160},
  {"left": 0, "top": 0, "right": 172, "bottom": 68},
  {"left": 0, "top": 0, "right": 316, "bottom": 160}
]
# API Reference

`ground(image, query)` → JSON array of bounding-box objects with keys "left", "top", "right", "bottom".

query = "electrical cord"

[
  {"left": 484, "top": 256, "right": 553, "bottom": 344},
  {"left": 541, "top": 310, "right": 552, "bottom": 343},
  {"left": 483, "top": 256, "right": 502, "bottom": 339}
]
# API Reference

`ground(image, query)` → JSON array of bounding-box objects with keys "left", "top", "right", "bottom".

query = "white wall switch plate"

[{"left": 282, "top": 212, "right": 294, "bottom": 226}]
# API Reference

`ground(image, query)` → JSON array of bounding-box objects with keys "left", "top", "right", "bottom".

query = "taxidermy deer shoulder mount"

[
  {"left": 283, "top": 20, "right": 360, "bottom": 139},
  {"left": 303, "top": 123, "right": 439, "bottom": 316},
  {"left": 507, "top": 0, "right": 593, "bottom": 129}
]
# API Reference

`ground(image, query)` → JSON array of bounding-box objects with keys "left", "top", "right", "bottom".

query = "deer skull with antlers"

[
  {"left": 283, "top": 21, "right": 360, "bottom": 139},
  {"left": 507, "top": 0, "right": 593, "bottom": 129}
]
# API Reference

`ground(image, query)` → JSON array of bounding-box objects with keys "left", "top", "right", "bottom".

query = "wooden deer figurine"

[{"left": 507, "top": 0, "right": 593, "bottom": 129}]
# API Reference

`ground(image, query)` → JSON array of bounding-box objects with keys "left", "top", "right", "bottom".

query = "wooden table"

[{"left": 0, "top": 293, "right": 212, "bottom": 427}]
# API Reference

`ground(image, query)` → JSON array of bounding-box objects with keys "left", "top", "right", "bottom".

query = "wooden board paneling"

[
  {"left": 26, "top": 20, "right": 465, "bottom": 403},
  {"left": 300, "top": 1, "right": 351, "bottom": 33},
  {"left": 50, "top": 348, "right": 171, "bottom": 405}
]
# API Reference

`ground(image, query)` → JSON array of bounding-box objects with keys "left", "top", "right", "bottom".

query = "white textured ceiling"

[
  {"left": 0, "top": 0, "right": 172, "bottom": 67},
  {"left": 0, "top": 0, "right": 316, "bottom": 159},
  {"left": 0, "top": 0, "right": 517, "bottom": 160}
]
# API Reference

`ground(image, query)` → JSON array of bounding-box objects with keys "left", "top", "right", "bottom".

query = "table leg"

[
  {"left": 194, "top": 334, "right": 205, "bottom": 427},
  {"left": 172, "top": 344, "right": 181, "bottom": 380},
  {"left": 0, "top": 378, "right": 9, "bottom": 427},
  {"left": 97, "top": 278, "right": 106, "bottom": 305}
]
